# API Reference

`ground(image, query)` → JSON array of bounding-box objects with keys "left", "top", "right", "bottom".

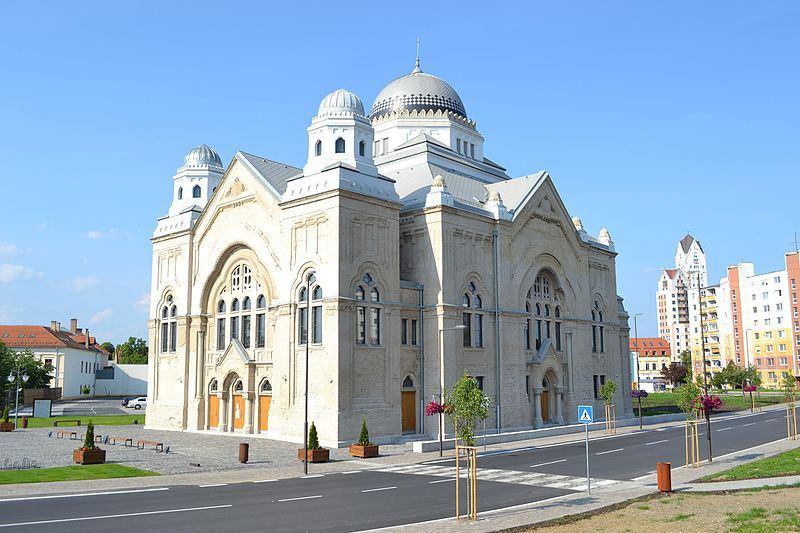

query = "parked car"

[
  {"left": 127, "top": 397, "right": 147, "bottom": 410},
  {"left": 121, "top": 397, "right": 133, "bottom": 407}
]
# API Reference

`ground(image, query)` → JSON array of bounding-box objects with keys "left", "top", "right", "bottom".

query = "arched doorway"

[
  {"left": 232, "top": 379, "right": 245, "bottom": 431},
  {"left": 541, "top": 378, "right": 550, "bottom": 423},
  {"left": 258, "top": 379, "right": 272, "bottom": 432},
  {"left": 208, "top": 379, "right": 220, "bottom": 429},
  {"left": 401, "top": 375, "right": 416, "bottom": 434}
]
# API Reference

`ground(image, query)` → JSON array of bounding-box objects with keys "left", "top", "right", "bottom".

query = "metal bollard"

[
  {"left": 239, "top": 442, "right": 249, "bottom": 464},
  {"left": 656, "top": 462, "right": 672, "bottom": 493}
]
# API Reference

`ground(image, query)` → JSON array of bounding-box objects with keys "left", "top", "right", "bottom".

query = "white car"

[{"left": 128, "top": 397, "right": 147, "bottom": 410}]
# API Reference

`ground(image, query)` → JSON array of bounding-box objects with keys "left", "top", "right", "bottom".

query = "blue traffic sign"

[{"left": 578, "top": 405, "right": 593, "bottom": 424}]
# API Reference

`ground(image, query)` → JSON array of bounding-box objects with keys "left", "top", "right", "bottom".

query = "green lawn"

[
  {"left": 24, "top": 414, "right": 145, "bottom": 428},
  {"left": 637, "top": 391, "right": 786, "bottom": 417},
  {"left": 0, "top": 464, "right": 158, "bottom": 485},
  {"left": 700, "top": 447, "right": 800, "bottom": 482}
]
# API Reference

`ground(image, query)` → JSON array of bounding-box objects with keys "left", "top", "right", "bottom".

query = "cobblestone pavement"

[{"left": 1, "top": 425, "right": 412, "bottom": 475}]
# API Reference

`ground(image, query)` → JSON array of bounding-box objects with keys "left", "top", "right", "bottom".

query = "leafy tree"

[
  {"left": 100, "top": 342, "right": 115, "bottom": 356},
  {"left": 444, "top": 374, "right": 490, "bottom": 446},
  {"left": 115, "top": 337, "right": 148, "bottom": 364},
  {"left": 680, "top": 350, "right": 693, "bottom": 379},
  {"left": 2, "top": 406, "right": 8, "bottom": 423},
  {"left": 677, "top": 381, "right": 701, "bottom": 419},
  {"left": 599, "top": 379, "right": 617, "bottom": 405},
  {"left": 358, "top": 418, "right": 371, "bottom": 446},
  {"left": 710, "top": 371, "right": 726, "bottom": 391},
  {"left": 783, "top": 374, "right": 797, "bottom": 403},
  {"left": 661, "top": 362, "right": 688, "bottom": 386},
  {"left": 0, "top": 344, "right": 53, "bottom": 407},
  {"left": 308, "top": 421, "right": 321, "bottom": 450},
  {"left": 83, "top": 421, "right": 96, "bottom": 450}
]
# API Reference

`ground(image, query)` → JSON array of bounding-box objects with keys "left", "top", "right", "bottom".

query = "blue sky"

[{"left": 0, "top": 1, "right": 798, "bottom": 344}]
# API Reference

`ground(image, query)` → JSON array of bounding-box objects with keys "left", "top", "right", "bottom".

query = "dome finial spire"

[{"left": 412, "top": 37, "right": 421, "bottom": 74}]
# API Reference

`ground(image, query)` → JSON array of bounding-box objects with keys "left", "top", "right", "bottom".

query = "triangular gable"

[
  {"left": 216, "top": 338, "right": 251, "bottom": 368},
  {"left": 509, "top": 174, "right": 583, "bottom": 252},
  {"left": 528, "top": 338, "right": 555, "bottom": 365}
]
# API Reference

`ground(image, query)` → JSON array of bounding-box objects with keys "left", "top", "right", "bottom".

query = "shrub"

[
  {"left": 358, "top": 418, "right": 372, "bottom": 446},
  {"left": 599, "top": 380, "right": 617, "bottom": 405},
  {"left": 444, "top": 374, "right": 491, "bottom": 446},
  {"left": 308, "top": 421, "right": 321, "bottom": 450},
  {"left": 677, "top": 381, "right": 701, "bottom": 419},
  {"left": 2, "top": 406, "right": 9, "bottom": 423},
  {"left": 82, "top": 421, "right": 96, "bottom": 450}
]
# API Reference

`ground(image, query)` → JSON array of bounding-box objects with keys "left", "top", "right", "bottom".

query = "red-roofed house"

[
  {"left": 0, "top": 318, "right": 110, "bottom": 398},
  {"left": 630, "top": 337, "right": 671, "bottom": 392}
]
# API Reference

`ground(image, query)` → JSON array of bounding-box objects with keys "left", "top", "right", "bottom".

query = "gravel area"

[{"left": 1, "top": 425, "right": 413, "bottom": 475}]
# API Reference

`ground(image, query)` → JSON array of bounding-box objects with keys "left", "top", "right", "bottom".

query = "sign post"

[{"left": 578, "top": 405, "right": 593, "bottom": 494}]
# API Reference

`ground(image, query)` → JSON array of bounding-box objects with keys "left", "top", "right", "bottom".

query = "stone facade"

[{"left": 147, "top": 62, "right": 632, "bottom": 447}]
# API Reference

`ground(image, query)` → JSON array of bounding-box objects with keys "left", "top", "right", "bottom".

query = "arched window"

[
  {"left": 260, "top": 379, "right": 272, "bottom": 394},
  {"left": 160, "top": 295, "right": 177, "bottom": 354},
  {"left": 403, "top": 375, "right": 414, "bottom": 389},
  {"left": 234, "top": 379, "right": 243, "bottom": 393},
  {"left": 215, "top": 262, "right": 264, "bottom": 352},
  {"left": 231, "top": 266, "right": 241, "bottom": 292},
  {"left": 315, "top": 140, "right": 322, "bottom": 156},
  {"left": 461, "top": 282, "right": 483, "bottom": 348},
  {"left": 231, "top": 298, "right": 240, "bottom": 312},
  {"left": 256, "top": 295, "right": 266, "bottom": 309},
  {"left": 527, "top": 272, "right": 561, "bottom": 352},
  {"left": 355, "top": 274, "right": 382, "bottom": 346},
  {"left": 218, "top": 300, "right": 226, "bottom": 313},
  {"left": 209, "top": 379, "right": 218, "bottom": 393},
  {"left": 256, "top": 295, "right": 266, "bottom": 348},
  {"left": 592, "top": 301, "right": 605, "bottom": 353},
  {"left": 554, "top": 306, "right": 562, "bottom": 351},
  {"left": 297, "top": 272, "right": 322, "bottom": 345},
  {"left": 192, "top": 185, "right": 201, "bottom": 198},
  {"left": 178, "top": 187, "right": 183, "bottom": 200},
  {"left": 335, "top": 137, "right": 345, "bottom": 154},
  {"left": 359, "top": 140, "right": 365, "bottom": 157},
  {"left": 216, "top": 298, "right": 227, "bottom": 350},
  {"left": 243, "top": 297, "right": 251, "bottom": 310}
]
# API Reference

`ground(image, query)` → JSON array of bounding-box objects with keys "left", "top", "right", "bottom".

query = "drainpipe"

[{"left": 493, "top": 225, "right": 501, "bottom": 433}]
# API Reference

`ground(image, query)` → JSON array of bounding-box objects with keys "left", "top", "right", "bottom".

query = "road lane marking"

[
  {"left": 301, "top": 474, "right": 324, "bottom": 479},
  {"left": 429, "top": 479, "right": 455, "bottom": 484},
  {"left": 717, "top": 427, "right": 733, "bottom": 432},
  {"left": 199, "top": 483, "right": 227, "bottom": 488},
  {"left": 529, "top": 459, "right": 567, "bottom": 468},
  {"left": 595, "top": 448, "right": 624, "bottom": 455},
  {"left": 645, "top": 439, "right": 669, "bottom": 446},
  {"left": 340, "top": 470, "right": 362, "bottom": 474},
  {"left": 361, "top": 486, "right": 397, "bottom": 493},
  {"left": 0, "top": 504, "right": 232, "bottom": 528},
  {"left": 742, "top": 422, "right": 756, "bottom": 427},
  {"left": 0, "top": 487, "right": 169, "bottom": 503},
  {"left": 278, "top": 495, "right": 323, "bottom": 502},
  {"left": 252, "top": 479, "right": 277, "bottom": 483}
]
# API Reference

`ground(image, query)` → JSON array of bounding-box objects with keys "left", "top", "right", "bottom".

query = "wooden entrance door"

[
  {"left": 541, "top": 389, "right": 550, "bottom": 422},
  {"left": 233, "top": 394, "right": 245, "bottom": 430},
  {"left": 259, "top": 396, "right": 271, "bottom": 432},
  {"left": 401, "top": 390, "right": 416, "bottom": 433},
  {"left": 209, "top": 395, "right": 220, "bottom": 428}
]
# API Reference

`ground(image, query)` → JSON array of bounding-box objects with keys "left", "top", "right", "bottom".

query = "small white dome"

[
  {"left": 317, "top": 89, "right": 365, "bottom": 117},
  {"left": 183, "top": 144, "right": 223, "bottom": 169},
  {"left": 572, "top": 216, "right": 584, "bottom": 231}
]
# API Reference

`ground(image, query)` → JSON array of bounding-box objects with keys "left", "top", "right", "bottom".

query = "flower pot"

[
  {"left": 298, "top": 448, "right": 329, "bottom": 463},
  {"left": 349, "top": 443, "right": 379, "bottom": 458},
  {"left": 73, "top": 448, "right": 106, "bottom": 465},
  {"left": 0, "top": 422, "right": 14, "bottom": 432}
]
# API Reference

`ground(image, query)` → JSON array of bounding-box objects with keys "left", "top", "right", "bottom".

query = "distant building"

[
  {"left": 630, "top": 337, "right": 670, "bottom": 392},
  {"left": 0, "top": 318, "right": 109, "bottom": 398},
  {"left": 657, "top": 268, "right": 690, "bottom": 359}
]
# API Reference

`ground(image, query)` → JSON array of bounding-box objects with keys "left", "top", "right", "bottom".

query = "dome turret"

[
  {"left": 370, "top": 63, "right": 466, "bottom": 120},
  {"left": 183, "top": 144, "right": 223, "bottom": 170},
  {"left": 317, "top": 89, "right": 365, "bottom": 118}
]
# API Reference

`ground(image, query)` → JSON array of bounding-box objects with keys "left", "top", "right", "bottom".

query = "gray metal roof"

[
  {"left": 370, "top": 67, "right": 466, "bottom": 119},
  {"left": 485, "top": 172, "right": 547, "bottom": 213},
  {"left": 237, "top": 151, "right": 302, "bottom": 195}
]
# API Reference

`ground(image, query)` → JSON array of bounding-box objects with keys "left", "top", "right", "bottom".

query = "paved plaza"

[{"left": 2, "top": 424, "right": 411, "bottom": 475}]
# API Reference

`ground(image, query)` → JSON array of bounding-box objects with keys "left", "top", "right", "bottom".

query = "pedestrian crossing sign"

[{"left": 578, "top": 405, "right": 593, "bottom": 424}]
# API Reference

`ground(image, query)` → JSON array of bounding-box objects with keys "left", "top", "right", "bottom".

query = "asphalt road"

[{"left": 0, "top": 407, "right": 791, "bottom": 532}]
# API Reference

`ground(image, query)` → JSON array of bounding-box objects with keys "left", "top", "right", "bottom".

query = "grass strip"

[
  {"left": 699, "top": 447, "right": 800, "bottom": 482},
  {"left": 0, "top": 464, "right": 158, "bottom": 485}
]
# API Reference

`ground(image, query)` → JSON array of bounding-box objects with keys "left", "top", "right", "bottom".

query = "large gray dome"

[
  {"left": 370, "top": 62, "right": 466, "bottom": 120},
  {"left": 183, "top": 144, "right": 223, "bottom": 170}
]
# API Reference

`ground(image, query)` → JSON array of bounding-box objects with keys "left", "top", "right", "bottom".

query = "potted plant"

[
  {"left": 349, "top": 418, "right": 379, "bottom": 458},
  {"left": 0, "top": 407, "right": 13, "bottom": 432},
  {"left": 298, "top": 421, "right": 329, "bottom": 463},
  {"left": 73, "top": 421, "right": 106, "bottom": 464}
]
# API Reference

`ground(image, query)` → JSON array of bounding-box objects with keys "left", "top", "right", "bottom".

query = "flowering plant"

[
  {"left": 698, "top": 394, "right": 722, "bottom": 413},
  {"left": 425, "top": 401, "right": 445, "bottom": 416},
  {"left": 630, "top": 390, "right": 649, "bottom": 399},
  {"left": 744, "top": 385, "right": 757, "bottom": 393}
]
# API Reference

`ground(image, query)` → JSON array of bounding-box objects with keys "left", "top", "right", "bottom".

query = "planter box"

[
  {"left": 298, "top": 448, "right": 329, "bottom": 463},
  {"left": 349, "top": 443, "right": 379, "bottom": 458},
  {"left": 0, "top": 422, "right": 13, "bottom": 432},
  {"left": 73, "top": 448, "right": 106, "bottom": 465}
]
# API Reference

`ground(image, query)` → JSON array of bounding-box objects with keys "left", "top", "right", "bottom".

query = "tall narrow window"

[
  {"left": 401, "top": 318, "right": 408, "bottom": 345},
  {"left": 315, "top": 140, "right": 322, "bottom": 156},
  {"left": 169, "top": 305, "right": 177, "bottom": 352},
  {"left": 178, "top": 187, "right": 183, "bottom": 200},
  {"left": 359, "top": 140, "right": 365, "bottom": 157},
  {"left": 161, "top": 306, "right": 169, "bottom": 353},
  {"left": 335, "top": 137, "right": 345, "bottom": 154},
  {"left": 535, "top": 303, "right": 542, "bottom": 350},
  {"left": 411, "top": 319, "right": 418, "bottom": 346},
  {"left": 356, "top": 284, "right": 366, "bottom": 345},
  {"left": 525, "top": 302, "right": 531, "bottom": 350},
  {"left": 242, "top": 315, "right": 251, "bottom": 348},
  {"left": 555, "top": 306, "right": 562, "bottom": 351},
  {"left": 591, "top": 310, "right": 598, "bottom": 352},
  {"left": 192, "top": 185, "right": 201, "bottom": 198},
  {"left": 217, "top": 317, "right": 226, "bottom": 350},
  {"left": 298, "top": 286, "right": 308, "bottom": 345},
  {"left": 355, "top": 275, "right": 382, "bottom": 347},
  {"left": 311, "top": 284, "right": 322, "bottom": 344},
  {"left": 462, "top": 293, "right": 472, "bottom": 347},
  {"left": 474, "top": 295, "right": 483, "bottom": 348}
]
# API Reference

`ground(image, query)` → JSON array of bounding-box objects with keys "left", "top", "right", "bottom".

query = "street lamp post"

[
  {"left": 7, "top": 365, "right": 29, "bottom": 430},
  {"left": 303, "top": 271, "right": 315, "bottom": 475},
  {"left": 438, "top": 324, "right": 466, "bottom": 457},
  {"left": 697, "top": 272, "right": 712, "bottom": 462},
  {"left": 632, "top": 313, "right": 643, "bottom": 429}
]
